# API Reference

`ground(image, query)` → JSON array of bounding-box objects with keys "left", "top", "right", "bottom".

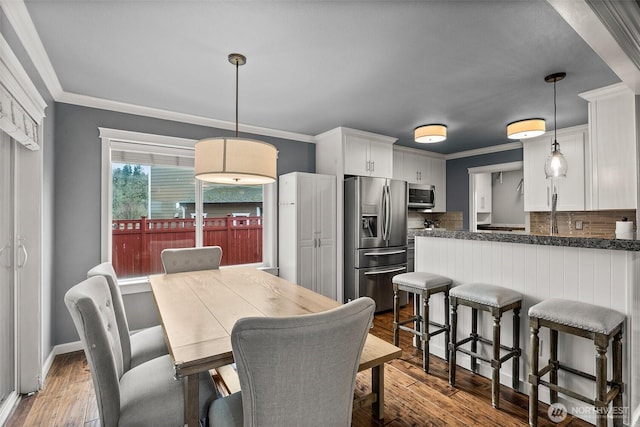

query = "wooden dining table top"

[{"left": 149, "top": 266, "right": 399, "bottom": 377}]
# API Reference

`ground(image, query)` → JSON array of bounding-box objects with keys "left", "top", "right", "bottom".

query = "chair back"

[
  {"left": 161, "top": 246, "right": 223, "bottom": 273},
  {"left": 65, "top": 276, "right": 124, "bottom": 427},
  {"left": 231, "top": 297, "right": 375, "bottom": 426},
  {"left": 87, "top": 262, "right": 133, "bottom": 370}
]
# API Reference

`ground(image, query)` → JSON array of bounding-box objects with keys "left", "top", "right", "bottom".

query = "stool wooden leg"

[
  {"left": 444, "top": 288, "right": 450, "bottom": 363},
  {"left": 529, "top": 321, "right": 540, "bottom": 427},
  {"left": 393, "top": 286, "right": 400, "bottom": 346},
  {"left": 549, "top": 329, "right": 558, "bottom": 404},
  {"left": 512, "top": 307, "right": 520, "bottom": 391},
  {"left": 595, "top": 337, "right": 608, "bottom": 427},
  {"left": 613, "top": 331, "right": 623, "bottom": 427},
  {"left": 415, "top": 294, "right": 422, "bottom": 351},
  {"left": 449, "top": 299, "right": 458, "bottom": 386},
  {"left": 492, "top": 314, "right": 501, "bottom": 409},
  {"left": 422, "top": 292, "right": 430, "bottom": 372},
  {"left": 471, "top": 307, "right": 478, "bottom": 373}
]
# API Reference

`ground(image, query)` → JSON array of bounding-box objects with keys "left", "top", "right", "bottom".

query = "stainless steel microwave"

[{"left": 408, "top": 184, "right": 435, "bottom": 209}]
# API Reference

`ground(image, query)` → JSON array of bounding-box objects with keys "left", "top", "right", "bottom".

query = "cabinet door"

[
  {"left": 297, "top": 174, "right": 317, "bottom": 290},
  {"left": 590, "top": 91, "right": 636, "bottom": 209},
  {"left": 344, "top": 135, "right": 370, "bottom": 176},
  {"left": 392, "top": 149, "right": 404, "bottom": 181},
  {"left": 315, "top": 175, "right": 337, "bottom": 299},
  {"left": 524, "top": 137, "right": 552, "bottom": 211},
  {"left": 555, "top": 131, "right": 585, "bottom": 211},
  {"left": 368, "top": 140, "right": 393, "bottom": 178},
  {"left": 475, "top": 173, "right": 492, "bottom": 213},
  {"left": 430, "top": 158, "right": 446, "bottom": 212}
]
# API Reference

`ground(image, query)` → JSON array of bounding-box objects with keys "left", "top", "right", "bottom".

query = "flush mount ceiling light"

[
  {"left": 544, "top": 72, "right": 568, "bottom": 179},
  {"left": 506, "top": 118, "right": 546, "bottom": 140},
  {"left": 414, "top": 124, "right": 447, "bottom": 143},
  {"left": 195, "top": 53, "right": 278, "bottom": 185}
]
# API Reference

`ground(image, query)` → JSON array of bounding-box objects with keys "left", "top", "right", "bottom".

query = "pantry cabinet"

[{"left": 278, "top": 172, "right": 337, "bottom": 299}]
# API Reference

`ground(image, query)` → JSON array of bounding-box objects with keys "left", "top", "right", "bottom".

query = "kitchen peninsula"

[{"left": 412, "top": 230, "right": 639, "bottom": 426}]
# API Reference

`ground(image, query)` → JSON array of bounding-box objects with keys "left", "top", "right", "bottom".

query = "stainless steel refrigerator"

[{"left": 344, "top": 176, "right": 408, "bottom": 312}]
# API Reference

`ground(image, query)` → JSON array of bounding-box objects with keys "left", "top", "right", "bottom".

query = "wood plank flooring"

[{"left": 7, "top": 302, "right": 592, "bottom": 426}]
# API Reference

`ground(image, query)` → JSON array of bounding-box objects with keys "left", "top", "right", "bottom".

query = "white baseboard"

[{"left": 41, "top": 340, "right": 83, "bottom": 387}]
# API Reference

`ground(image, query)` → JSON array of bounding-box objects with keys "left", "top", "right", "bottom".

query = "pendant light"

[
  {"left": 195, "top": 53, "right": 278, "bottom": 184},
  {"left": 544, "top": 72, "right": 568, "bottom": 179},
  {"left": 414, "top": 124, "right": 447, "bottom": 143},
  {"left": 506, "top": 118, "right": 545, "bottom": 140}
]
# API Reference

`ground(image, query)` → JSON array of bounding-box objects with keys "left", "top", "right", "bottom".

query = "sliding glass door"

[{"left": 0, "top": 131, "right": 16, "bottom": 417}]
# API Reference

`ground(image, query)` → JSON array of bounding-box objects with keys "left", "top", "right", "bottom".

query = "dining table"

[{"left": 149, "top": 266, "right": 402, "bottom": 427}]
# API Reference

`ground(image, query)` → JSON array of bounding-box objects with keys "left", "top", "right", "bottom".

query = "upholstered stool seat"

[
  {"left": 528, "top": 298, "right": 625, "bottom": 427},
  {"left": 448, "top": 283, "right": 522, "bottom": 409},
  {"left": 392, "top": 272, "right": 452, "bottom": 373}
]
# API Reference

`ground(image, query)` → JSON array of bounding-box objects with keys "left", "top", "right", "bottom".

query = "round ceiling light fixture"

[
  {"left": 414, "top": 124, "right": 447, "bottom": 143},
  {"left": 506, "top": 118, "right": 546, "bottom": 140}
]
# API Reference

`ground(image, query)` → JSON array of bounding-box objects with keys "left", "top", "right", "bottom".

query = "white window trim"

[{"left": 99, "top": 127, "right": 277, "bottom": 283}]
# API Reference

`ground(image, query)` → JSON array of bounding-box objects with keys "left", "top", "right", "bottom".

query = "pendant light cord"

[
  {"left": 553, "top": 78, "right": 557, "bottom": 151},
  {"left": 235, "top": 59, "right": 239, "bottom": 138}
]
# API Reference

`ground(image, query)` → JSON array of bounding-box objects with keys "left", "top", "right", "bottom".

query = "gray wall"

[
  {"left": 54, "top": 103, "right": 316, "bottom": 344},
  {"left": 2, "top": 8, "right": 56, "bottom": 362},
  {"left": 446, "top": 149, "right": 523, "bottom": 230},
  {"left": 491, "top": 169, "right": 525, "bottom": 225}
]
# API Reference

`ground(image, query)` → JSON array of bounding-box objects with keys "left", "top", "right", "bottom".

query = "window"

[{"left": 100, "top": 128, "right": 276, "bottom": 281}]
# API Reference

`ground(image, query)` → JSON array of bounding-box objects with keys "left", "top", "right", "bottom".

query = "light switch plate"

[{"left": 575, "top": 220, "right": 583, "bottom": 230}]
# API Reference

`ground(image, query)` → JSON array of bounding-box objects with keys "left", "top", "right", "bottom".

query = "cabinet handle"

[
  {"left": 366, "top": 160, "right": 370, "bottom": 171},
  {"left": 371, "top": 160, "right": 375, "bottom": 171},
  {"left": 17, "top": 240, "right": 28, "bottom": 268}
]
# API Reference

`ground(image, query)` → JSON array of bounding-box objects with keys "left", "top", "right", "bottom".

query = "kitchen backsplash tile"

[
  {"left": 529, "top": 210, "right": 636, "bottom": 238},
  {"left": 409, "top": 211, "right": 463, "bottom": 230}
]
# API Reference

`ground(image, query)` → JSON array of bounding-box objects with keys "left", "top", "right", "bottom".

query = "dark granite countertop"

[{"left": 409, "top": 229, "right": 640, "bottom": 251}]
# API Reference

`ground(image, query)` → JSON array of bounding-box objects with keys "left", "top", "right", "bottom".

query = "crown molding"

[
  {"left": 444, "top": 141, "right": 523, "bottom": 160},
  {"left": 62, "top": 91, "right": 315, "bottom": 143},
  {"left": 393, "top": 144, "right": 446, "bottom": 160},
  {"left": 0, "top": 0, "right": 63, "bottom": 99}
]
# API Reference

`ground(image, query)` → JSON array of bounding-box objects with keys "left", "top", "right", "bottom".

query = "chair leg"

[
  {"left": 613, "top": 331, "right": 623, "bottom": 427},
  {"left": 529, "top": 322, "right": 540, "bottom": 427},
  {"left": 471, "top": 307, "right": 478, "bottom": 373},
  {"left": 444, "top": 288, "right": 450, "bottom": 363},
  {"left": 549, "top": 329, "right": 558, "bottom": 404},
  {"left": 512, "top": 307, "right": 520, "bottom": 391},
  {"left": 595, "top": 338, "right": 608, "bottom": 427},
  {"left": 393, "top": 286, "right": 400, "bottom": 346},
  {"left": 414, "top": 294, "right": 422, "bottom": 351},
  {"left": 449, "top": 299, "right": 458, "bottom": 386},
  {"left": 491, "top": 314, "right": 501, "bottom": 409},
  {"left": 422, "top": 292, "right": 430, "bottom": 373}
]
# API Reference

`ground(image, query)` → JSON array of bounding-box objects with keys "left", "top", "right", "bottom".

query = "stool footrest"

[
  {"left": 539, "top": 378, "right": 596, "bottom": 406},
  {"left": 536, "top": 362, "right": 621, "bottom": 390},
  {"left": 398, "top": 322, "right": 447, "bottom": 338}
]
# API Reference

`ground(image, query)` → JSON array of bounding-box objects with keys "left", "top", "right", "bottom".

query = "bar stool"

[
  {"left": 448, "top": 283, "right": 522, "bottom": 409},
  {"left": 528, "top": 298, "right": 625, "bottom": 427},
  {"left": 392, "top": 272, "right": 452, "bottom": 373}
]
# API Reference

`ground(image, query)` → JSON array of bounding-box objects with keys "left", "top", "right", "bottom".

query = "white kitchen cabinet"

[
  {"left": 580, "top": 83, "right": 637, "bottom": 210},
  {"left": 393, "top": 147, "right": 446, "bottom": 212},
  {"left": 523, "top": 125, "right": 586, "bottom": 212},
  {"left": 344, "top": 133, "right": 394, "bottom": 178},
  {"left": 475, "top": 172, "right": 492, "bottom": 213},
  {"left": 278, "top": 172, "right": 337, "bottom": 300}
]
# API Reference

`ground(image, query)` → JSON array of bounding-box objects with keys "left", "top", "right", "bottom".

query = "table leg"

[
  {"left": 371, "top": 364, "right": 384, "bottom": 420},
  {"left": 186, "top": 373, "right": 200, "bottom": 427}
]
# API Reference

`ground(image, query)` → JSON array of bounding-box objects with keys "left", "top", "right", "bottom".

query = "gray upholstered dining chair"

[
  {"left": 208, "top": 297, "right": 376, "bottom": 427},
  {"left": 87, "top": 262, "right": 167, "bottom": 370},
  {"left": 161, "top": 246, "right": 223, "bottom": 273},
  {"left": 65, "top": 275, "right": 216, "bottom": 427}
]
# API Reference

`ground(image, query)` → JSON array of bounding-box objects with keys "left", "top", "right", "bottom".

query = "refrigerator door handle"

[
  {"left": 381, "top": 185, "right": 388, "bottom": 241},
  {"left": 363, "top": 266, "right": 407, "bottom": 276},
  {"left": 386, "top": 184, "right": 393, "bottom": 240},
  {"left": 364, "top": 249, "right": 406, "bottom": 256}
]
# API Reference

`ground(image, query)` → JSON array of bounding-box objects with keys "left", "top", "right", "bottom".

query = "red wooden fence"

[{"left": 112, "top": 215, "right": 263, "bottom": 278}]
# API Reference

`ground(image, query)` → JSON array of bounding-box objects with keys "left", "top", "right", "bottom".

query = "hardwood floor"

[{"left": 7, "top": 302, "right": 592, "bottom": 426}]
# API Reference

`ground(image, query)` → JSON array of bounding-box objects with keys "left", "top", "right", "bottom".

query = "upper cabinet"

[
  {"left": 316, "top": 127, "right": 396, "bottom": 179},
  {"left": 580, "top": 84, "right": 638, "bottom": 210},
  {"left": 523, "top": 125, "right": 587, "bottom": 212},
  {"left": 393, "top": 147, "right": 447, "bottom": 212}
]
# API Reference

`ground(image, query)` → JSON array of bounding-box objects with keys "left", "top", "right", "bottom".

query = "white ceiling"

[{"left": 17, "top": 0, "right": 627, "bottom": 154}]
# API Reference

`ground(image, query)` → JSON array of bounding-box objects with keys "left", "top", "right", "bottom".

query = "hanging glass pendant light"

[
  {"left": 544, "top": 72, "right": 568, "bottom": 179},
  {"left": 195, "top": 53, "right": 278, "bottom": 184}
]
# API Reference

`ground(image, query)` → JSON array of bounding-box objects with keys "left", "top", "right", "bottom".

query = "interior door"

[{"left": 0, "top": 132, "right": 16, "bottom": 417}]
